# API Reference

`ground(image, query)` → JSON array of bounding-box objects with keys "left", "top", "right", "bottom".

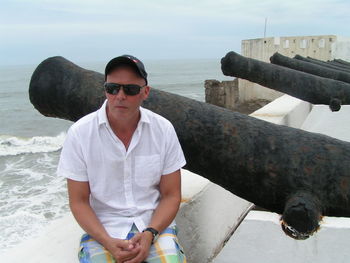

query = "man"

[{"left": 57, "top": 55, "right": 187, "bottom": 263}]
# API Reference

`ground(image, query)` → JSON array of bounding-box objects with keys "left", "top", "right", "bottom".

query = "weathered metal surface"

[
  {"left": 30, "top": 56, "right": 350, "bottom": 239},
  {"left": 29, "top": 56, "right": 106, "bottom": 121},
  {"left": 294, "top": 55, "right": 350, "bottom": 73},
  {"left": 334, "top": 58, "right": 350, "bottom": 68},
  {"left": 324, "top": 58, "right": 350, "bottom": 70},
  {"left": 221, "top": 51, "right": 350, "bottom": 110},
  {"left": 270, "top": 52, "right": 350, "bottom": 84}
]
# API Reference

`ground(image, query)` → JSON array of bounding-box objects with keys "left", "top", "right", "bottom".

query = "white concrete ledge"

[
  {"left": 177, "top": 182, "right": 253, "bottom": 262},
  {"left": 213, "top": 211, "right": 350, "bottom": 263},
  {"left": 0, "top": 213, "right": 83, "bottom": 263},
  {"left": 301, "top": 105, "right": 350, "bottom": 142},
  {"left": 250, "top": 94, "right": 311, "bottom": 128}
]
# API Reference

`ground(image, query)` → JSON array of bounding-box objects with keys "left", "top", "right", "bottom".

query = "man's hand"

[
  {"left": 124, "top": 231, "right": 153, "bottom": 263},
  {"left": 103, "top": 237, "right": 141, "bottom": 263}
]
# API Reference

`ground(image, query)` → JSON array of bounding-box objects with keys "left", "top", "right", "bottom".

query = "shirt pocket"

[{"left": 134, "top": 154, "right": 161, "bottom": 187}]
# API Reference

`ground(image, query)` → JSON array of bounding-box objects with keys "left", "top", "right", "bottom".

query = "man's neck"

[{"left": 107, "top": 109, "right": 141, "bottom": 149}]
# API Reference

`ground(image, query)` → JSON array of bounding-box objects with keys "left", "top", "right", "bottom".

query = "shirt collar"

[
  {"left": 98, "top": 100, "right": 108, "bottom": 126},
  {"left": 139, "top": 106, "right": 151, "bottom": 124},
  {"left": 97, "top": 100, "right": 151, "bottom": 126}
]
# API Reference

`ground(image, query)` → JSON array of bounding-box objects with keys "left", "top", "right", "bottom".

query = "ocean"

[{"left": 0, "top": 58, "right": 232, "bottom": 253}]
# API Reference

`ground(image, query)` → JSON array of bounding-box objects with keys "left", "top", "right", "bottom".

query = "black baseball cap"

[{"left": 105, "top": 55, "right": 148, "bottom": 85}]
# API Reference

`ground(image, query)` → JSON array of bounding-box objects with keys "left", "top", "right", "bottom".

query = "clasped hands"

[{"left": 104, "top": 231, "right": 154, "bottom": 263}]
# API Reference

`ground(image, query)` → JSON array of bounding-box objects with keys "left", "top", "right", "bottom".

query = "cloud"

[{"left": 0, "top": 0, "right": 349, "bottom": 65}]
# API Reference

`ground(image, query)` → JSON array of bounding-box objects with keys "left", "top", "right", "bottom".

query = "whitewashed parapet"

[
  {"left": 213, "top": 211, "right": 350, "bottom": 263},
  {"left": 177, "top": 171, "right": 253, "bottom": 263},
  {"left": 250, "top": 94, "right": 311, "bottom": 128},
  {"left": 301, "top": 105, "right": 350, "bottom": 142}
]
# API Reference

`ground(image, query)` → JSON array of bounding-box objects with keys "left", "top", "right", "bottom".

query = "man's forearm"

[
  {"left": 125, "top": 195, "right": 181, "bottom": 263},
  {"left": 148, "top": 194, "right": 181, "bottom": 233},
  {"left": 66, "top": 180, "right": 140, "bottom": 261},
  {"left": 71, "top": 201, "right": 142, "bottom": 261},
  {"left": 70, "top": 201, "right": 111, "bottom": 246}
]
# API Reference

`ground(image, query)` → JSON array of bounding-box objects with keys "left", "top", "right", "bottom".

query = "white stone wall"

[
  {"left": 332, "top": 36, "right": 350, "bottom": 60},
  {"left": 213, "top": 211, "right": 350, "bottom": 263},
  {"left": 250, "top": 94, "right": 311, "bottom": 128}
]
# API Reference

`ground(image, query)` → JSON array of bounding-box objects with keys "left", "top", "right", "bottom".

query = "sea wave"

[{"left": 0, "top": 133, "right": 66, "bottom": 156}]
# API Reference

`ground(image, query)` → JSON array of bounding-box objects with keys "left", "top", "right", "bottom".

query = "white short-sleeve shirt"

[{"left": 57, "top": 100, "right": 186, "bottom": 239}]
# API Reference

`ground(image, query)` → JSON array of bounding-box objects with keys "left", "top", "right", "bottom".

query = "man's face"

[{"left": 105, "top": 66, "right": 150, "bottom": 121}]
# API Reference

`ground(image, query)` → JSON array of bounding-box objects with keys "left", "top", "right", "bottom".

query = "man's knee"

[
  {"left": 147, "top": 228, "right": 186, "bottom": 263},
  {"left": 78, "top": 234, "right": 115, "bottom": 263}
]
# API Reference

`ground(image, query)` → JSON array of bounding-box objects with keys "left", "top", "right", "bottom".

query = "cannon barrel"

[
  {"left": 30, "top": 56, "right": 350, "bottom": 239},
  {"left": 334, "top": 59, "right": 350, "bottom": 68},
  {"left": 270, "top": 52, "right": 350, "bottom": 84},
  {"left": 328, "top": 60, "right": 350, "bottom": 70},
  {"left": 294, "top": 55, "right": 350, "bottom": 73},
  {"left": 221, "top": 51, "right": 350, "bottom": 110}
]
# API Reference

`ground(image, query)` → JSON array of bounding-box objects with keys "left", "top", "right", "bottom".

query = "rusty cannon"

[
  {"left": 333, "top": 58, "right": 350, "bottom": 69},
  {"left": 30, "top": 56, "right": 350, "bottom": 240},
  {"left": 294, "top": 55, "right": 350, "bottom": 74},
  {"left": 270, "top": 52, "right": 350, "bottom": 84},
  {"left": 221, "top": 51, "right": 350, "bottom": 111}
]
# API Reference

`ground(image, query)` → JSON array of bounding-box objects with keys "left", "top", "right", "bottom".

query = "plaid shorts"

[{"left": 78, "top": 224, "right": 187, "bottom": 263}]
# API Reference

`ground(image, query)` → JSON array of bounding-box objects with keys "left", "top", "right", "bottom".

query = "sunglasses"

[{"left": 104, "top": 83, "right": 146, "bottom": 96}]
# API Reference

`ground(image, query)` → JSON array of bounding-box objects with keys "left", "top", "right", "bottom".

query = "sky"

[{"left": 1, "top": 0, "right": 349, "bottom": 66}]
